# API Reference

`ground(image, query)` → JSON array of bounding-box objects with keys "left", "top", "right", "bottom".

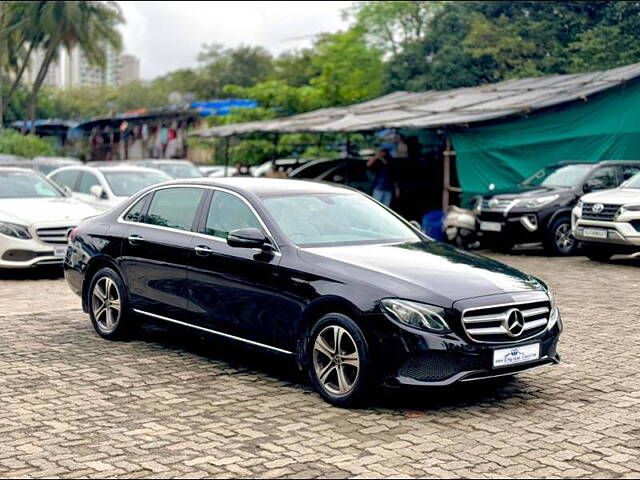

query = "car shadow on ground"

[
  {"left": 132, "top": 319, "right": 536, "bottom": 413},
  {"left": 0, "top": 266, "right": 64, "bottom": 280}
]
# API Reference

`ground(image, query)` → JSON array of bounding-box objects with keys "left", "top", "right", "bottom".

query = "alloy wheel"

[
  {"left": 312, "top": 325, "right": 360, "bottom": 397},
  {"left": 91, "top": 277, "right": 121, "bottom": 333},
  {"left": 555, "top": 223, "right": 574, "bottom": 253}
]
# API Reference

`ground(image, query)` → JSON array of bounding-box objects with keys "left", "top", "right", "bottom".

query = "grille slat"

[
  {"left": 36, "top": 226, "right": 74, "bottom": 245},
  {"left": 462, "top": 300, "right": 550, "bottom": 344},
  {"left": 582, "top": 203, "right": 620, "bottom": 221}
]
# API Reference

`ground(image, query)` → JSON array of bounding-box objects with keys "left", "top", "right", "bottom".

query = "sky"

[{"left": 118, "top": 1, "right": 354, "bottom": 80}]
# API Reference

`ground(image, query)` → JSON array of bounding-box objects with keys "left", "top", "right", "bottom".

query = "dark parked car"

[
  {"left": 289, "top": 157, "right": 373, "bottom": 194},
  {"left": 65, "top": 178, "right": 561, "bottom": 406},
  {"left": 475, "top": 160, "right": 640, "bottom": 255}
]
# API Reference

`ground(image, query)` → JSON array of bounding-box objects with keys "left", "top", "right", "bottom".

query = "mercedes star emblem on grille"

[{"left": 504, "top": 308, "right": 525, "bottom": 337}]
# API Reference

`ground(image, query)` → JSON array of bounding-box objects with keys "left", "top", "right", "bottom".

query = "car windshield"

[
  {"left": 0, "top": 170, "right": 64, "bottom": 198},
  {"left": 262, "top": 192, "right": 421, "bottom": 247},
  {"left": 103, "top": 171, "right": 170, "bottom": 197},
  {"left": 521, "top": 164, "right": 592, "bottom": 188},
  {"left": 155, "top": 163, "right": 202, "bottom": 178},
  {"left": 622, "top": 172, "right": 640, "bottom": 189}
]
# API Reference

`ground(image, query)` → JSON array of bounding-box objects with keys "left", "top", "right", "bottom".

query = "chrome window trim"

[
  {"left": 133, "top": 309, "right": 293, "bottom": 355},
  {"left": 117, "top": 184, "right": 281, "bottom": 255},
  {"left": 461, "top": 297, "right": 551, "bottom": 345}
]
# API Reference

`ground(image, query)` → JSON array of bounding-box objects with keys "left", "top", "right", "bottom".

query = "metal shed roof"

[{"left": 191, "top": 62, "right": 640, "bottom": 138}]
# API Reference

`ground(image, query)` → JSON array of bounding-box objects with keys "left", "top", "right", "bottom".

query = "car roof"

[
  {"left": 164, "top": 177, "right": 357, "bottom": 196},
  {"left": 51, "top": 164, "right": 169, "bottom": 175},
  {"left": 131, "top": 159, "right": 195, "bottom": 165}
]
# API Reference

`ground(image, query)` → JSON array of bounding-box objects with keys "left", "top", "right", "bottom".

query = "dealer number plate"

[
  {"left": 583, "top": 228, "right": 607, "bottom": 239},
  {"left": 54, "top": 246, "right": 67, "bottom": 257},
  {"left": 493, "top": 343, "right": 540, "bottom": 368},
  {"left": 480, "top": 221, "right": 502, "bottom": 232}
]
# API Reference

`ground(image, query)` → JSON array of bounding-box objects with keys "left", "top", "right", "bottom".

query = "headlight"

[
  {"left": 0, "top": 222, "right": 31, "bottom": 239},
  {"left": 542, "top": 285, "right": 560, "bottom": 331},
  {"left": 617, "top": 204, "right": 640, "bottom": 218},
  {"left": 381, "top": 299, "right": 450, "bottom": 333},
  {"left": 513, "top": 194, "right": 559, "bottom": 209}
]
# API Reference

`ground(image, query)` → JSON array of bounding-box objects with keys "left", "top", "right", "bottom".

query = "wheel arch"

[
  {"left": 546, "top": 208, "right": 573, "bottom": 230},
  {"left": 82, "top": 256, "right": 125, "bottom": 312},
  {"left": 295, "top": 296, "right": 363, "bottom": 369}
]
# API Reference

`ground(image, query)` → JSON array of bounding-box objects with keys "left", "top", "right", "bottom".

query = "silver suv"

[{"left": 572, "top": 171, "right": 640, "bottom": 261}]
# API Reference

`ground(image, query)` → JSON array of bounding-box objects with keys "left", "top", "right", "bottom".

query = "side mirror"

[
  {"left": 90, "top": 185, "right": 106, "bottom": 199},
  {"left": 62, "top": 185, "right": 72, "bottom": 196},
  {"left": 583, "top": 179, "right": 604, "bottom": 193},
  {"left": 227, "top": 228, "right": 271, "bottom": 250}
]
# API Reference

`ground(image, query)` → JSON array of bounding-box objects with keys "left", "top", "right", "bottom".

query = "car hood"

[
  {"left": 581, "top": 188, "right": 640, "bottom": 205},
  {"left": 485, "top": 185, "right": 572, "bottom": 200},
  {"left": 0, "top": 197, "right": 98, "bottom": 225},
  {"left": 302, "top": 241, "right": 544, "bottom": 307}
]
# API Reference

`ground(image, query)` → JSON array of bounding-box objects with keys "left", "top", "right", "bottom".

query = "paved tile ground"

[{"left": 0, "top": 253, "right": 639, "bottom": 478}]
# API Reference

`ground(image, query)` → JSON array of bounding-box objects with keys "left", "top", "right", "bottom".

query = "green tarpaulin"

[{"left": 449, "top": 80, "right": 640, "bottom": 199}]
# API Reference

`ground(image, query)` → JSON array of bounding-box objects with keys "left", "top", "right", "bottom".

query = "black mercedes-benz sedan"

[{"left": 64, "top": 177, "right": 562, "bottom": 406}]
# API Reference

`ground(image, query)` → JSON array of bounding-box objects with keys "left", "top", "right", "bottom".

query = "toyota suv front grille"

[
  {"left": 462, "top": 300, "right": 550, "bottom": 344},
  {"left": 582, "top": 203, "right": 620, "bottom": 221}
]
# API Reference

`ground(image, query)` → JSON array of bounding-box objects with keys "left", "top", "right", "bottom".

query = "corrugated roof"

[{"left": 191, "top": 62, "right": 640, "bottom": 138}]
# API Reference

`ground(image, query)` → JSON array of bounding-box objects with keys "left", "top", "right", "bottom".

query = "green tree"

[
  {"left": 345, "top": 1, "right": 445, "bottom": 56},
  {"left": 24, "top": 1, "right": 124, "bottom": 133},
  {"left": 310, "top": 29, "right": 384, "bottom": 105},
  {"left": 271, "top": 49, "right": 320, "bottom": 87}
]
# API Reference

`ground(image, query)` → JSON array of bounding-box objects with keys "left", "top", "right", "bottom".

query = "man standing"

[{"left": 367, "top": 148, "right": 395, "bottom": 206}]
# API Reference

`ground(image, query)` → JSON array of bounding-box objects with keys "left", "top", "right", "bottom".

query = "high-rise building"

[
  {"left": 25, "top": 48, "right": 62, "bottom": 87},
  {"left": 64, "top": 44, "right": 121, "bottom": 87},
  {"left": 117, "top": 54, "right": 140, "bottom": 85}
]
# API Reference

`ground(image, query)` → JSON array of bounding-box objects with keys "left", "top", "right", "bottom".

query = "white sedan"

[
  {"left": 0, "top": 167, "right": 99, "bottom": 269},
  {"left": 48, "top": 164, "right": 171, "bottom": 212}
]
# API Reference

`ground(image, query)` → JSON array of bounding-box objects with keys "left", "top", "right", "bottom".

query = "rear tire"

[
  {"left": 88, "top": 267, "right": 134, "bottom": 340},
  {"left": 545, "top": 217, "right": 577, "bottom": 256},
  {"left": 307, "top": 313, "right": 372, "bottom": 407}
]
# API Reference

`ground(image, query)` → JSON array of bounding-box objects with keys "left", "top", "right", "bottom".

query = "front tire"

[
  {"left": 88, "top": 267, "right": 134, "bottom": 340},
  {"left": 545, "top": 217, "right": 577, "bottom": 256},
  {"left": 307, "top": 313, "right": 372, "bottom": 407}
]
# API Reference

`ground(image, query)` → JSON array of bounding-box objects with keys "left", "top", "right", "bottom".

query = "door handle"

[
  {"left": 194, "top": 245, "right": 214, "bottom": 256},
  {"left": 127, "top": 234, "right": 144, "bottom": 245}
]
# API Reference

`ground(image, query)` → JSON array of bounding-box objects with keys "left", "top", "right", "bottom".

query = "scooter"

[{"left": 444, "top": 205, "right": 479, "bottom": 250}]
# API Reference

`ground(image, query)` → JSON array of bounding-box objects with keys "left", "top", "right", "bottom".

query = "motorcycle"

[{"left": 444, "top": 205, "right": 479, "bottom": 250}]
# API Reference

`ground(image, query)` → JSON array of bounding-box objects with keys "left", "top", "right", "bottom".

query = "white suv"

[{"left": 572, "top": 172, "right": 640, "bottom": 261}]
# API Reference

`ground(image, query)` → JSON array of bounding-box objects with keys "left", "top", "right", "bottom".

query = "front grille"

[
  {"left": 582, "top": 203, "right": 620, "bottom": 221},
  {"left": 481, "top": 198, "right": 513, "bottom": 212},
  {"left": 462, "top": 300, "right": 551, "bottom": 344},
  {"left": 36, "top": 226, "right": 74, "bottom": 245}
]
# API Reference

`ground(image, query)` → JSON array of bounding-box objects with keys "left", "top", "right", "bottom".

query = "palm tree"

[
  {"left": 26, "top": 1, "right": 124, "bottom": 133},
  {"left": 1, "top": 2, "right": 47, "bottom": 123}
]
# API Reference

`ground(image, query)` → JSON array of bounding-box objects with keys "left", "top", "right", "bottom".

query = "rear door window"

[{"left": 144, "top": 187, "right": 205, "bottom": 232}]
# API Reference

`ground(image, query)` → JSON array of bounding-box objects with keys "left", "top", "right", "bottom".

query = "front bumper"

[
  {"left": 476, "top": 209, "right": 551, "bottom": 244},
  {"left": 572, "top": 216, "right": 640, "bottom": 249},
  {"left": 366, "top": 304, "right": 562, "bottom": 388},
  {"left": 0, "top": 236, "right": 67, "bottom": 269}
]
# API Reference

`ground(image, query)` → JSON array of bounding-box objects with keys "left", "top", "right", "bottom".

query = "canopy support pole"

[
  {"left": 224, "top": 137, "right": 230, "bottom": 176},
  {"left": 272, "top": 133, "right": 280, "bottom": 160},
  {"left": 442, "top": 136, "right": 454, "bottom": 211}
]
